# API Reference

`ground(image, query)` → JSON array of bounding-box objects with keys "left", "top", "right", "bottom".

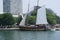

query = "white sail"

[
  {"left": 36, "top": 6, "right": 48, "bottom": 25},
  {"left": 19, "top": 14, "right": 27, "bottom": 26}
]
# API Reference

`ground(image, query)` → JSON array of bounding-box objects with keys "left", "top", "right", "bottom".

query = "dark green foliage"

[
  {"left": 28, "top": 16, "right": 36, "bottom": 25},
  {"left": 55, "top": 15, "right": 60, "bottom": 24},
  {"left": 16, "top": 16, "right": 22, "bottom": 25},
  {"left": 31, "top": 11, "right": 37, "bottom": 16},
  {"left": 46, "top": 9, "right": 57, "bottom": 25},
  {"left": 0, "top": 14, "right": 3, "bottom": 26},
  {"left": 14, "top": 17, "right": 17, "bottom": 23},
  {"left": 0, "top": 13, "right": 15, "bottom": 26},
  {"left": 26, "top": 10, "right": 37, "bottom": 25}
]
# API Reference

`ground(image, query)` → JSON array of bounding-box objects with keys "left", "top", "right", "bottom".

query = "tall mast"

[
  {"left": 28, "top": 0, "right": 30, "bottom": 12},
  {"left": 36, "top": 0, "right": 39, "bottom": 11},
  {"left": 26, "top": 0, "right": 30, "bottom": 25},
  {"left": 35, "top": 0, "right": 39, "bottom": 14},
  {"left": 37, "top": 0, "right": 39, "bottom": 6},
  {"left": 35, "top": 0, "right": 39, "bottom": 25}
]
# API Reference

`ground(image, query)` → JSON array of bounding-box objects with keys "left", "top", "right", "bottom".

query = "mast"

[
  {"left": 26, "top": 0, "right": 30, "bottom": 26},
  {"left": 37, "top": 0, "right": 39, "bottom": 7},
  {"left": 35, "top": 0, "right": 39, "bottom": 25},
  {"left": 37, "top": 0, "right": 39, "bottom": 10},
  {"left": 28, "top": 0, "right": 30, "bottom": 12}
]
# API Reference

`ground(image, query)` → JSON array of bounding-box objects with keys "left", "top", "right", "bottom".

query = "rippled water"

[{"left": 0, "top": 31, "right": 60, "bottom": 40}]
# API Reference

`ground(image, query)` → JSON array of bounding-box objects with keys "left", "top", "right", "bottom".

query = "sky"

[
  {"left": 0, "top": 0, "right": 3, "bottom": 14},
  {"left": 0, "top": 0, "right": 60, "bottom": 16},
  {"left": 22, "top": 0, "right": 60, "bottom": 16}
]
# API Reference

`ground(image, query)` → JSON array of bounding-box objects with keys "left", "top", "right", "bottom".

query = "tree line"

[
  {"left": 0, "top": 13, "right": 15, "bottom": 28},
  {"left": 0, "top": 8, "right": 60, "bottom": 28}
]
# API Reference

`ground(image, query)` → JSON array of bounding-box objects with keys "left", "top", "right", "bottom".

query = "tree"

[
  {"left": 46, "top": 8, "right": 57, "bottom": 25},
  {"left": 16, "top": 16, "right": 22, "bottom": 25},
  {"left": 31, "top": 11, "right": 37, "bottom": 16},
  {"left": 0, "top": 14, "right": 3, "bottom": 26},
  {"left": 1, "top": 13, "right": 15, "bottom": 26},
  {"left": 55, "top": 15, "right": 60, "bottom": 24},
  {"left": 27, "top": 16, "right": 36, "bottom": 25}
]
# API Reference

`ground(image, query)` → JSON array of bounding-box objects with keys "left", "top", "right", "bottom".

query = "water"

[{"left": 0, "top": 31, "right": 60, "bottom": 40}]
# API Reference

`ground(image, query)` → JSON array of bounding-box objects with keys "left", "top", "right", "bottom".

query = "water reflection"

[
  {"left": 0, "top": 31, "right": 60, "bottom": 40},
  {"left": 0, "top": 31, "right": 14, "bottom": 40}
]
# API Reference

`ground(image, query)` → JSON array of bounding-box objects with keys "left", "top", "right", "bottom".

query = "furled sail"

[
  {"left": 19, "top": 14, "right": 27, "bottom": 26},
  {"left": 36, "top": 6, "right": 48, "bottom": 25}
]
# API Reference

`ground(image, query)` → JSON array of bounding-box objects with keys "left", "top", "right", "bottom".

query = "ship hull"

[{"left": 19, "top": 26, "right": 47, "bottom": 31}]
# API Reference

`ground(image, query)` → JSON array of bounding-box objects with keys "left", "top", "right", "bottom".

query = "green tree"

[
  {"left": 16, "top": 16, "right": 22, "bottom": 25},
  {"left": 55, "top": 15, "right": 60, "bottom": 24},
  {"left": 31, "top": 11, "right": 37, "bottom": 16},
  {"left": 46, "top": 8, "right": 57, "bottom": 25},
  {"left": 2, "top": 13, "right": 15, "bottom": 26},
  {"left": 0, "top": 14, "right": 3, "bottom": 26},
  {"left": 27, "top": 16, "right": 36, "bottom": 25}
]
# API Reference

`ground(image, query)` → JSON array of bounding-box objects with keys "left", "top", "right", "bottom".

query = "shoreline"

[
  {"left": 0, "top": 28, "right": 47, "bottom": 31},
  {"left": 0, "top": 28, "right": 60, "bottom": 31}
]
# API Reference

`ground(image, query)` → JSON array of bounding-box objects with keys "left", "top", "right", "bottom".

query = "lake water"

[{"left": 0, "top": 31, "right": 60, "bottom": 40}]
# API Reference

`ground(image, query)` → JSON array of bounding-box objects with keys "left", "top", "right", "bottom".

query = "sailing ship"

[{"left": 19, "top": 6, "right": 48, "bottom": 31}]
